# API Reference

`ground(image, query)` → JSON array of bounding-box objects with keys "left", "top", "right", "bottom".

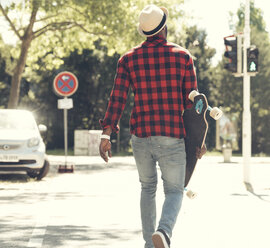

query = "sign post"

[
  {"left": 53, "top": 71, "right": 78, "bottom": 173},
  {"left": 243, "top": 0, "right": 251, "bottom": 187}
]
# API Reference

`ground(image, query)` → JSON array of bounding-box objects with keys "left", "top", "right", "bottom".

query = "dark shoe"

[{"left": 152, "top": 229, "right": 170, "bottom": 248}]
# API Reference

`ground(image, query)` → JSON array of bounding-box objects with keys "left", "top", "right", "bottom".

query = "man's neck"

[{"left": 147, "top": 33, "right": 166, "bottom": 40}]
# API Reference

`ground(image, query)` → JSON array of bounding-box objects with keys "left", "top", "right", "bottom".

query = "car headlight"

[{"left": 28, "top": 137, "right": 40, "bottom": 147}]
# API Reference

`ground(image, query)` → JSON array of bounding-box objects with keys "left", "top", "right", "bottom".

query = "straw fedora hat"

[{"left": 138, "top": 5, "right": 169, "bottom": 37}]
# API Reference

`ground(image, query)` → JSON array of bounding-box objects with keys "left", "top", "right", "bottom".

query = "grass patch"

[
  {"left": 46, "top": 148, "right": 241, "bottom": 157},
  {"left": 46, "top": 148, "right": 74, "bottom": 156},
  {"left": 112, "top": 150, "right": 133, "bottom": 156},
  {"left": 111, "top": 150, "right": 224, "bottom": 157},
  {"left": 205, "top": 150, "right": 222, "bottom": 156}
]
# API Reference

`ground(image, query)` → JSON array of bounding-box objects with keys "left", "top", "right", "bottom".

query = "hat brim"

[{"left": 138, "top": 6, "right": 169, "bottom": 37}]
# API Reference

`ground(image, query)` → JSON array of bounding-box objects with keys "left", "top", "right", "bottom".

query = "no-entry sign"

[{"left": 53, "top": 71, "right": 78, "bottom": 97}]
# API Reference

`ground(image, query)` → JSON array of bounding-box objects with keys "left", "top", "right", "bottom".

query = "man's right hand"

[{"left": 99, "top": 139, "right": 112, "bottom": 163}]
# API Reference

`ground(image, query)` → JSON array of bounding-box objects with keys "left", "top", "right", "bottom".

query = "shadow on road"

[
  {"left": 0, "top": 218, "right": 141, "bottom": 248},
  {"left": 0, "top": 220, "right": 31, "bottom": 248},
  {"left": 0, "top": 157, "right": 136, "bottom": 183},
  {"left": 0, "top": 174, "right": 30, "bottom": 183},
  {"left": 244, "top": 182, "right": 270, "bottom": 202},
  {"left": 43, "top": 225, "right": 141, "bottom": 247}
]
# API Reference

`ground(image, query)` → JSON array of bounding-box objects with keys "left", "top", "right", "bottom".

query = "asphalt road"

[
  {"left": 0, "top": 157, "right": 143, "bottom": 248},
  {"left": 0, "top": 155, "right": 269, "bottom": 248}
]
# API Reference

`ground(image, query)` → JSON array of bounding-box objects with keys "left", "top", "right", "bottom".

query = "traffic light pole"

[{"left": 243, "top": 0, "right": 251, "bottom": 185}]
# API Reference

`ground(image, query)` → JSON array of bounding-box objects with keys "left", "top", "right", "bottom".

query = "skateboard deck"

[{"left": 183, "top": 91, "right": 222, "bottom": 188}]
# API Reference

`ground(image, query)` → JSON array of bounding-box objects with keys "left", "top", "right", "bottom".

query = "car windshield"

[{"left": 0, "top": 111, "right": 36, "bottom": 130}]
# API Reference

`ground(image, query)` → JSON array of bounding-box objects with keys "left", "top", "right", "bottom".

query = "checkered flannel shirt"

[{"left": 100, "top": 34, "right": 197, "bottom": 139}]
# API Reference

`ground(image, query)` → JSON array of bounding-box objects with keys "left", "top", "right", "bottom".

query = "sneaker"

[{"left": 152, "top": 229, "right": 170, "bottom": 248}]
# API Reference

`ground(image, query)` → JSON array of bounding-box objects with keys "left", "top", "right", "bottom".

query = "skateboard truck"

[{"left": 189, "top": 90, "right": 223, "bottom": 120}]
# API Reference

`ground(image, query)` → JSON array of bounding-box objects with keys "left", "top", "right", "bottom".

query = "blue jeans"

[{"left": 131, "top": 135, "right": 186, "bottom": 248}]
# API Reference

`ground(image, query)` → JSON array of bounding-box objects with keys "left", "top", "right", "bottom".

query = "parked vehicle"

[{"left": 0, "top": 109, "right": 49, "bottom": 180}]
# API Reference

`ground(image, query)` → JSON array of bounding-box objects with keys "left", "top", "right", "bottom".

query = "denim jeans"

[{"left": 131, "top": 135, "right": 186, "bottom": 248}]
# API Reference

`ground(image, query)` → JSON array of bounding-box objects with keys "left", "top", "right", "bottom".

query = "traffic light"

[
  {"left": 247, "top": 47, "right": 259, "bottom": 73},
  {"left": 224, "top": 34, "right": 243, "bottom": 75},
  {"left": 224, "top": 36, "right": 237, "bottom": 73}
]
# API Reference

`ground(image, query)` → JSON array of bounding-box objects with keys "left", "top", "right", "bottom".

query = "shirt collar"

[{"left": 142, "top": 34, "right": 167, "bottom": 47}]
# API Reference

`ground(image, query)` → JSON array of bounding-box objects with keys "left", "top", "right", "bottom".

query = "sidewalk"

[
  {"left": 47, "top": 155, "right": 270, "bottom": 248},
  {"left": 174, "top": 156, "right": 270, "bottom": 248},
  {"left": 48, "top": 154, "right": 270, "bottom": 190}
]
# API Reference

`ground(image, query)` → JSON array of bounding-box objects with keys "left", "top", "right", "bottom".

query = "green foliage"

[
  {"left": 0, "top": 0, "right": 219, "bottom": 151},
  {"left": 0, "top": 38, "right": 12, "bottom": 108},
  {"left": 178, "top": 26, "right": 216, "bottom": 95},
  {"left": 249, "top": 29, "right": 270, "bottom": 153},
  {"left": 16, "top": 26, "right": 218, "bottom": 152},
  {"left": 236, "top": 1, "right": 266, "bottom": 32},
  {"left": 213, "top": 1, "right": 270, "bottom": 154},
  {"left": 20, "top": 44, "right": 119, "bottom": 149},
  {"left": 7, "top": 0, "right": 270, "bottom": 155},
  {"left": 1, "top": 0, "right": 185, "bottom": 108},
  {"left": 5, "top": 0, "right": 185, "bottom": 72}
]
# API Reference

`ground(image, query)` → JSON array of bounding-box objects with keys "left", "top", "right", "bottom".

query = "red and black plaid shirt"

[{"left": 100, "top": 34, "right": 197, "bottom": 139}]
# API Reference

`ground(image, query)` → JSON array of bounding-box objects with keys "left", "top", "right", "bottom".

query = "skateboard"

[{"left": 183, "top": 90, "right": 222, "bottom": 196}]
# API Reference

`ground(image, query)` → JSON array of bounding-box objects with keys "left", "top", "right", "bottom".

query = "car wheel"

[
  {"left": 37, "top": 159, "right": 50, "bottom": 180},
  {"left": 27, "top": 171, "right": 39, "bottom": 178}
]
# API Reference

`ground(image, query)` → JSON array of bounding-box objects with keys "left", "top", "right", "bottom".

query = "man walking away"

[{"left": 99, "top": 5, "right": 206, "bottom": 248}]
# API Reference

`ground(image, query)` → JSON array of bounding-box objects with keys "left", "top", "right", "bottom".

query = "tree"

[
  {"left": 15, "top": 25, "right": 217, "bottom": 152},
  {"left": 17, "top": 43, "right": 120, "bottom": 149},
  {"left": 2, "top": 0, "right": 222, "bottom": 153},
  {"left": 0, "top": 37, "right": 12, "bottom": 108},
  {"left": 234, "top": 1, "right": 270, "bottom": 154},
  {"left": 0, "top": 0, "right": 183, "bottom": 109},
  {"left": 212, "top": 1, "right": 270, "bottom": 154}
]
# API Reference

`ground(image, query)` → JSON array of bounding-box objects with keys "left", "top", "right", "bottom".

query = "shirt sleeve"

[
  {"left": 182, "top": 53, "right": 198, "bottom": 110},
  {"left": 99, "top": 56, "right": 130, "bottom": 133}
]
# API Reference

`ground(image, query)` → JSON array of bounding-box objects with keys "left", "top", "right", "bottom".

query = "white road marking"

[
  {"left": 27, "top": 180, "right": 56, "bottom": 247},
  {"left": 27, "top": 238, "right": 44, "bottom": 247}
]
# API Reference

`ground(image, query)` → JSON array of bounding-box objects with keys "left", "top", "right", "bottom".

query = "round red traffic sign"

[{"left": 53, "top": 71, "right": 78, "bottom": 97}]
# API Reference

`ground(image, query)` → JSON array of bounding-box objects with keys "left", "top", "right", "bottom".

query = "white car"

[{"left": 0, "top": 109, "right": 50, "bottom": 180}]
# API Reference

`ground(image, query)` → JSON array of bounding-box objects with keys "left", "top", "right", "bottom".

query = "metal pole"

[
  {"left": 117, "top": 122, "right": 120, "bottom": 153},
  {"left": 64, "top": 98, "right": 68, "bottom": 167},
  {"left": 243, "top": 0, "right": 251, "bottom": 184},
  {"left": 216, "top": 119, "right": 220, "bottom": 150}
]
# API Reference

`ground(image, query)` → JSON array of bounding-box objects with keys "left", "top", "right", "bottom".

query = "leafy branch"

[
  {"left": 0, "top": 4, "right": 22, "bottom": 40},
  {"left": 33, "top": 20, "right": 112, "bottom": 39},
  {"left": 33, "top": 21, "right": 77, "bottom": 38}
]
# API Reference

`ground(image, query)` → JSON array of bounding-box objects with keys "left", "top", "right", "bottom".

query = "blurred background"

[{"left": 0, "top": 0, "right": 269, "bottom": 156}]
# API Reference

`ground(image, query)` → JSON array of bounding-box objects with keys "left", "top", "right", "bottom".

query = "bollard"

[{"left": 222, "top": 144, "right": 232, "bottom": 163}]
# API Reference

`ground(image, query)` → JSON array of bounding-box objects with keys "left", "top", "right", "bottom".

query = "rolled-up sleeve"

[
  {"left": 182, "top": 54, "right": 197, "bottom": 110},
  {"left": 99, "top": 56, "right": 130, "bottom": 133}
]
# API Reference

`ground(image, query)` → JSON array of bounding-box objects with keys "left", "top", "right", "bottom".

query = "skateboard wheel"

[
  {"left": 188, "top": 90, "right": 199, "bottom": 102},
  {"left": 210, "top": 107, "right": 223, "bottom": 120},
  {"left": 186, "top": 190, "right": 197, "bottom": 199}
]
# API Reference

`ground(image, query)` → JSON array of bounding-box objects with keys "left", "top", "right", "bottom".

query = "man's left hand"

[{"left": 196, "top": 144, "right": 207, "bottom": 159}]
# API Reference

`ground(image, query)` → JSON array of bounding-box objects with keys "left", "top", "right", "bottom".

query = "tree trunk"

[
  {"left": 7, "top": 37, "right": 32, "bottom": 109},
  {"left": 7, "top": 4, "right": 38, "bottom": 109}
]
